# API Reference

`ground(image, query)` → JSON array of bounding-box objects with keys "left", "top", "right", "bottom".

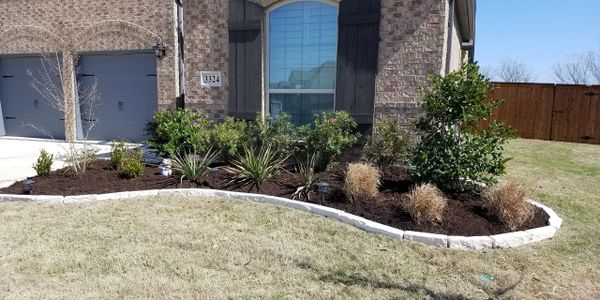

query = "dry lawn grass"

[
  {"left": 0, "top": 139, "right": 599, "bottom": 299},
  {"left": 404, "top": 184, "right": 448, "bottom": 225},
  {"left": 344, "top": 163, "right": 381, "bottom": 202},
  {"left": 483, "top": 179, "right": 535, "bottom": 230}
]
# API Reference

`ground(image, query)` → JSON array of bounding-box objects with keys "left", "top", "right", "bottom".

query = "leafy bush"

[
  {"left": 211, "top": 117, "right": 248, "bottom": 163},
  {"left": 147, "top": 109, "right": 213, "bottom": 157},
  {"left": 291, "top": 154, "right": 317, "bottom": 201},
  {"left": 364, "top": 116, "right": 411, "bottom": 170},
  {"left": 109, "top": 141, "right": 128, "bottom": 170},
  {"left": 298, "top": 111, "right": 359, "bottom": 171},
  {"left": 344, "top": 163, "right": 381, "bottom": 202},
  {"left": 482, "top": 180, "right": 535, "bottom": 231},
  {"left": 120, "top": 149, "right": 144, "bottom": 179},
  {"left": 246, "top": 113, "right": 297, "bottom": 160},
  {"left": 171, "top": 149, "right": 219, "bottom": 185},
  {"left": 228, "top": 145, "right": 288, "bottom": 192},
  {"left": 411, "top": 63, "right": 515, "bottom": 191},
  {"left": 404, "top": 184, "right": 448, "bottom": 225},
  {"left": 33, "top": 149, "right": 53, "bottom": 176}
]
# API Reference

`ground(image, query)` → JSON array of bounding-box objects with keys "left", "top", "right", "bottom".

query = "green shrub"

[
  {"left": 120, "top": 149, "right": 145, "bottom": 179},
  {"left": 211, "top": 117, "right": 248, "bottom": 163},
  {"left": 228, "top": 145, "right": 288, "bottom": 192},
  {"left": 411, "top": 63, "right": 515, "bottom": 191},
  {"left": 109, "top": 140, "right": 128, "bottom": 170},
  {"left": 171, "top": 149, "right": 219, "bottom": 185},
  {"left": 364, "top": 116, "right": 411, "bottom": 170},
  {"left": 298, "top": 111, "right": 359, "bottom": 171},
  {"left": 33, "top": 149, "right": 53, "bottom": 176},
  {"left": 246, "top": 113, "right": 297, "bottom": 160},
  {"left": 147, "top": 109, "right": 213, "bottom": 157}
]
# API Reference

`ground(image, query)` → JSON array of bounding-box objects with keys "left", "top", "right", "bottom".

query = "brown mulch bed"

[{"left": 1, "top": 160, "right": 549, "bottom": 236}]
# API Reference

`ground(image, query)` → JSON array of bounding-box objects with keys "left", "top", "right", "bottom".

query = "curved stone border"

[{"left": 0, "top": 189, "right": 562, "bottom": 250}]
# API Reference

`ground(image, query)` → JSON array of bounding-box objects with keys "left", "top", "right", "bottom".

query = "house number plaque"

[{"left": 200, "top": 71, "right": 222, "bottom": 87}]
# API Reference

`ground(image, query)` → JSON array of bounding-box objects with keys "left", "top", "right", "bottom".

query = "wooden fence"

[{"left": 481, "top": 83, "right": 600, "bottom": 144}]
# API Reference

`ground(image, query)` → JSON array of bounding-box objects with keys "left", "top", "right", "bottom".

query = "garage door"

[
  {"left": 0, "top": 57, "right": 65, "bottom": 139},
  {"left": 78, "top": 53, "right": 157, "bottom": 142}
]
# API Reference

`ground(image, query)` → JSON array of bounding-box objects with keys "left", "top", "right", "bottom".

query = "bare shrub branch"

[{"left": 553, "top": 54, "right": 590, "bottom": 84}]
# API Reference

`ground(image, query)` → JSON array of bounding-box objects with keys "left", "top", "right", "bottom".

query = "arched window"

[{"left": 267, "top": 0, "right": 338, "bottom": 124}]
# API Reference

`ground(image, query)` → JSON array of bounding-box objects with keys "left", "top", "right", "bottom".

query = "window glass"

[
  {"left": 268, "top": 1, "right": 338, "bottom": 124},
  {"left": 269, "top": 1, "right": 337, "bottom": 90}
]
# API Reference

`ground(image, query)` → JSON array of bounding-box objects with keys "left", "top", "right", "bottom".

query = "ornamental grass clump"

[
  {"left": 171, "top": 149, "right": 219, "bottom": 185},
  {"left": 482, "top": 180, "right": 535, "bottom": 231},
  {"left": 228, "top": 145, "right": 288, "bottom": 192},
  {"left": 344, "top": 163, "right": 381, "bottom": 202},
  {"left": 405, "top": 184, "right": 448, "bottom": 225}
]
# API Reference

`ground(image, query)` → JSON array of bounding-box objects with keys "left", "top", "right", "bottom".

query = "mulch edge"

[{"left": 0, "top": 188, "right": 563, "bottom": 250}]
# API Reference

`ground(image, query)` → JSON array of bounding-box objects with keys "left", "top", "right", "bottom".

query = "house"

[{"left": 0, "top": 0, "right": 475, "bottom": 142}]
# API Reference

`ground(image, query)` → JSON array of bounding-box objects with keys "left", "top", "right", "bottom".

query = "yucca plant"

[
  {"left": 171, "top": 149, "right": 219, "bottom": 186},
  {"left": 291, "top": 154, "right": 317, "bottom": 201},
  {"left": 228, "top": 145, "right": 288, "bottom": 192}
]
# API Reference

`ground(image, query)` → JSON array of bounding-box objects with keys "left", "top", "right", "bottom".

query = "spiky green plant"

[
  {"left": 228, "top": 145, "right": 288, "bottom": 192},
  {"left": 291, "top": 154, "right": 317, "bottom": 201},
  {"left": 171, "top": 149, "right": 219, "bottom": 186}
]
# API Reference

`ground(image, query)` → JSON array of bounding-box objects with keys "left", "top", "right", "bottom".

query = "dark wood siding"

[
  {"left": 335, "top": 0, "right": 381, "bottom": 124},
  {"left": 228, "top": 0, "right": 263, "bottom": 120}
]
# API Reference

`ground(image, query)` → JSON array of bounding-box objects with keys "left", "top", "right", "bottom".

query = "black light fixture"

[
  {"left": 23, "top": 179, "right": 35, "bottom": 195},
  {"left": 153, "top": 40, "right": 166, "bottom": 58},
  {"left": 316, "top": 182, "right": 330, "bottom": 205},
  {"left": 209, "top": 167, "right": 219, "bottom": 189}
]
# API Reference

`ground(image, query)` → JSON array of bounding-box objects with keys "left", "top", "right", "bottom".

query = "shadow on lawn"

[{"left": 294, "top": 257, "right": 523, "bottom": 300}]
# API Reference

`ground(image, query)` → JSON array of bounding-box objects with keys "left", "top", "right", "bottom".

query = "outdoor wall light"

[
  {"left": 208, "top": 167, "right": 219, "bottom": 189},
  {"left": 153, "top": 40, "right": 166, "bottom": 58},
  {"left": 23, "top": 179, "right": 35, "bottom": 195},
  {"left": 316, "top": 182, "right": 330, "bottom": 205}
]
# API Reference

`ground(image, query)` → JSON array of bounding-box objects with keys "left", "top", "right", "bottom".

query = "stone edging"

[{"left": 0, "top": 189, "right": 562, "bottom": 250}]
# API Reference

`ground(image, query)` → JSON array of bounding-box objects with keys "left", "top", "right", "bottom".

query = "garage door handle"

[
  {"left": 118, "top": 101, "right": 124, "bottom": 111},
  {"left": 81, "top": 74, "right": 95, "bottom": 77},
  {"left": 5, "top": 116, "right": 16, "bottom": 120},
  {"left": 83, "top": 118, "right": 96, "bottom": 122}
]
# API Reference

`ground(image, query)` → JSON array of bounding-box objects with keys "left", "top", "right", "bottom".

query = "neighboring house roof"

[{"left": 455, "top": 0, "right": 476, "bottom": 42}]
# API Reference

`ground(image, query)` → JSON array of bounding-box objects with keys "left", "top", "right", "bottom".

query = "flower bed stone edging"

[{"left": 0, "top": 189, "right": 562, "bottom": 250}]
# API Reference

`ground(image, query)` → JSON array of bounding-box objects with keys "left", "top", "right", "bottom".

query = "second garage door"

[
  {"left": 78, "top": 53, "right": 158, "bottom": 142},
  {"left": 0, "top": 56, "right": 65, "bottom": 139}
]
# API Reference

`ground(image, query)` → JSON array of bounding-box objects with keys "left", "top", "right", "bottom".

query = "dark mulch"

[{"left": 1, "top": 160, "right": 548, "bottom": 236}]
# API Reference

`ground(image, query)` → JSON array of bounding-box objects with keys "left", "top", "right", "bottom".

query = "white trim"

[
  {"left": 269, "top": 89, "right": 335, "bottom": 94},
  {"left": 265, "top": 0, "right": 339, "bottom": 118}
]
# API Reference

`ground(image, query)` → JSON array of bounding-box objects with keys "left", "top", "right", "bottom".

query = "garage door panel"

[
  {"left": 0, "top": 57, "right": 65, "bottom": 139},
  {"left": 78, "top": 53, "right": 157, "bottom": 142}
]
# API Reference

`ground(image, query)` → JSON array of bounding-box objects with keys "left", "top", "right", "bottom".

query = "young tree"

[
  {"left": 27, "top": 53, "right": 101, "bottom": 174},
  {"left": 495, "top": 58, "right": 536, "bottom": 83}
]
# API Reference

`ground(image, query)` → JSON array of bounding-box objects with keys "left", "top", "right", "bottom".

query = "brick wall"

[
  {"left": 374, "top": 0, "right": 448, "bottom": 131},
  {"left": 182, "top": 0, "right": 229, "bottom": 120}
]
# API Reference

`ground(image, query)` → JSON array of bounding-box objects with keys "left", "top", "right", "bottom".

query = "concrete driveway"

[{"left": 0, "top": 137, "right": 113, "bottom": 188}]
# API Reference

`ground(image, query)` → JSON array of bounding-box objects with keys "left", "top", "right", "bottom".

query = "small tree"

[
  {"left": 553, "top": 55, "right": 590, "bottom": 84},
  {"left": 27, "top": 53, "right": 101, "bottom": 175},
  {"left": 411, "top": 63, "right": 515, "bottom": 192}
]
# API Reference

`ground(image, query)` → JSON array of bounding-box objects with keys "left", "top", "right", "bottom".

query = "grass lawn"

[{"left": 0, "top": 139, "right": 599, "bottom": 299}]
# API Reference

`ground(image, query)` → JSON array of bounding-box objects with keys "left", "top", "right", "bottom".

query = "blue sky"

[{"left": 475, "top": 0, "right": 600, "bottom": 83}]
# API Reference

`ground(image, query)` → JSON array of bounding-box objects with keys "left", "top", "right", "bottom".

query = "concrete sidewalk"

[{"left": 0, "top": 137, "right": 115, "bottom": 187}]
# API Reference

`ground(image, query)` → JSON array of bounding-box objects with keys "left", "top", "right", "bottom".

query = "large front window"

[{"left": 268, "top": 1, "right": 338, "bottom": 124}]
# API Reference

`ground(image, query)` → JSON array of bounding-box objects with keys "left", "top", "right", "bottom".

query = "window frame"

[{"left": 264, "top": 0, "right": 340, "bottom": 120}]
